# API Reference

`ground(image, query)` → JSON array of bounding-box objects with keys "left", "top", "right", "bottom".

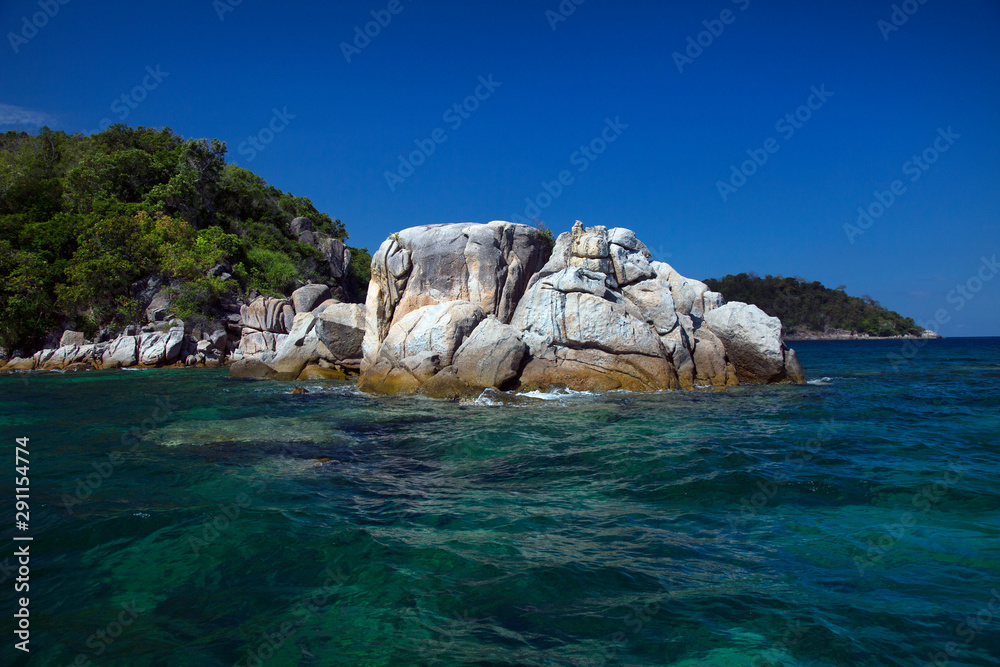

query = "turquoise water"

[{"left": 2, "top": 338, "right": 999, "bottom": 666}]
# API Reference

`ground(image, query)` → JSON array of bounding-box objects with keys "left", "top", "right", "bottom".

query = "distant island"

[{"left": 703, "top": 273, "right": 939, "bottom": 340}]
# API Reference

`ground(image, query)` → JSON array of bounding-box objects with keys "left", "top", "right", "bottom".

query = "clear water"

[{"left": 2, "top": 338, "right": 999, "bottom": 666}]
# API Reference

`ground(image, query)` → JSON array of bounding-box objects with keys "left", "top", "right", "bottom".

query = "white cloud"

[{"left": 0, "top": 103, "right": 57, "bottom": 127}]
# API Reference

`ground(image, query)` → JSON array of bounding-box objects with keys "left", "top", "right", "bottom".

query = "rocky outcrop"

[
  {"left": 138, "top": 326, "right": 185, "bottom": 366},
  {"left": 0, "top": 218, "right": 361, "bottom": 375},
  {"left": 229, "top": 301, "right": 367, "bottom": 380},
  {"left": 2, "top": 317, "right": 234, "bottom": 372},
  {"left": 145, "top": 287, "right": 174, "bottom": 322},
  {"left": 314, "top": 303, "right": 366, "bottom": 368},
  {"left": 362, "top": 221, "right": 551, "bottom": 365},
  {"left": 2, "top": 287, "right": 364, "bottom": 376},
  {"left": 315, "top": 235, "right": 351, "bottom": 280},
  {"left": 704, "top": 302, "right": 805, "bottom": 384},
  {"left": 235, "top": 296, "right": 295, "bottom": 358},
  {"left": 511, "top": 266, "right": 678, "bottom": 392},
  {"left": 237, "top": 331, "right": 286, "bottom": 357},
  {"left": 103, "top": 336, "right": 139, "bottom": 368},
  {"left": 3, "top": 220, "right": 806, "bottom": 394},
  {"left": 59, "top": 330, "right": 86, "bottom": 348},
  {"left": 3, "top": 239, "right": 364, "bottom": 374},
  {"left": 240, "top": 297, "right": 295, "bottom": 334},
  {"left": 290, "top": 284, "right": 332, "bottom": 315},
  {"left": 359, "top": 301, "right": 486, "bottom": 394},
  {"left": 36, "top": 343, "right": 106, "bottom": 370},
  {"left": 290, "top": 217, "right": 351, "bottom": 280},
  {"left": 290, "top": 217, "right": 313, "bottom": 237},
  {"left": 452, "top": 318, "right": 527, "bottom": 389},
  {"left": 353, "top": 221, "right": 805, "bottom": 396}
]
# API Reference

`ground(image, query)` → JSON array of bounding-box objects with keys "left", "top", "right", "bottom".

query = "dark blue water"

[{"left": 2, "top": 338, "right": 999, "bottom": 666}]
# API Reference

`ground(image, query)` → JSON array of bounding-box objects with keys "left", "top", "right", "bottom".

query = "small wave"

[
  {"left": 463, "top": 389, "right": 506, "bottom": 407},
  {"left": 459, "top": 387, "right": 602, "bottom": 407},
  {"left": 516, "top": 388, "right": 600, "bottom": 401},
  {"left": 460, "top": 388, "right": 537, "bottom": 407},
  {"left": 807, "top": 377, "right": 834, "bottom": 386}
]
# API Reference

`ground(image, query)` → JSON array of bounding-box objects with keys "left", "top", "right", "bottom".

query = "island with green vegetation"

[
  {"left": 1, "top": 123, "right": 930, "bottom": 381},
  {"left": 0, "top": 124, "right": 371, "bottom": 358},
  {"left": 0, "top": 124, "right": 808, "bottom": 391},
  {"left": 702, "top": 273, "right": 936, "bottom": 340}
]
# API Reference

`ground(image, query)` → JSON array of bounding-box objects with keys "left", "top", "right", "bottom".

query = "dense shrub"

[{"left": 0, "top": 124, "right": 366, "bottom": 353}]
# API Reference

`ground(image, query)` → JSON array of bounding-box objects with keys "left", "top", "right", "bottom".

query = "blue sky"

[{"left": 2, "top": 0, "right": 999, "bottom": 335}]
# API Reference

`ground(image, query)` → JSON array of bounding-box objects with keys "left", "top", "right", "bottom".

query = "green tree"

[
  {"left": 56, "top": 213, "right": 161, "bottom": 327},
  {"left": 0, "top": 241, "right": 58, "bottom": 353},
  {"left": 703, "top": 273, "right": 922, "bottom": 336},
  {"left": 0, "top": 123, "right": 361, "bottom": 355}
]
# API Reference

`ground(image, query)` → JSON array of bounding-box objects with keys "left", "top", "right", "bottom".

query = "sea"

[{"left": 1, "top": 337, "right": 998, "bottom": 666}]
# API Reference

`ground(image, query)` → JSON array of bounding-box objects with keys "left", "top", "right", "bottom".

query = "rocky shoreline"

[
  {"left": 0, "top": 282, "right": 364, "bottom": 378},
  {"left": 784, "top": 329, "right": 943, "bottom": 341},
  {"left": 3, "top": 220, "right": 810, "bottom": 396}
]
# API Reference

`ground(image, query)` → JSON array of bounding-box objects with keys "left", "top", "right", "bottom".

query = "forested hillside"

[
  {"left": 703, "top": 273, "right": 923, "bottom": 337},
  {"left": 0, "top": 125, "right": 371, "bottom": 355}
]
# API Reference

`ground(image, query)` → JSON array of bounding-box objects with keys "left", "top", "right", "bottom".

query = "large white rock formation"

[{"left": 358, "top": 220, "right": 805, "bottom": 395}]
